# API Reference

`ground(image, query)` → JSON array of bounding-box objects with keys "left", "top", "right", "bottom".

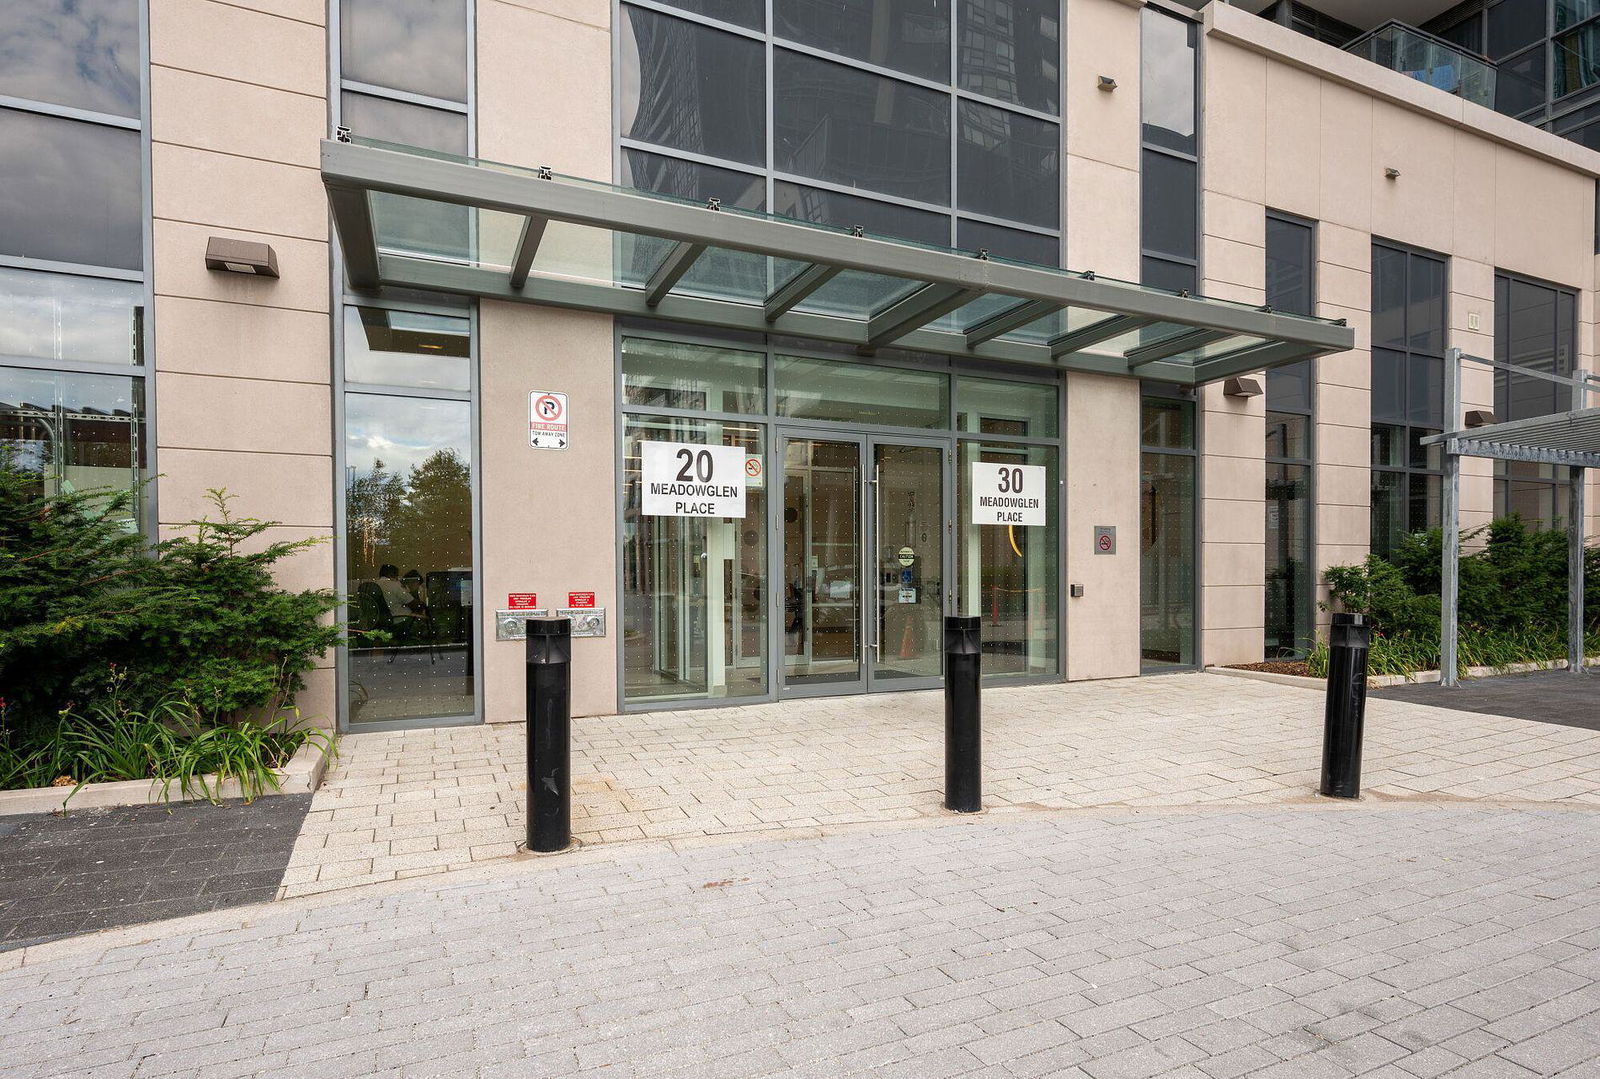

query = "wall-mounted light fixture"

[
  {"left": 1098, "top": 75, "right": 1117, "bottom": 91},
  {"left": 1384, "top": 167, "right": 1401, "bottom": 180},
  {"left": 1465, "top": 409, "right": 1498, "bottom": 428},
  {"left": 204, "top": 236, "right": 279, "bottom": 278},
  {"left": 1223, "top": 376, "right": 1264, "bottom": 399}
]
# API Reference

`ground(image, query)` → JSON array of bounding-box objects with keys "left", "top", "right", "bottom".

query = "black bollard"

[
  {"left": 525, "top": 617, "right": 572, "bottom": 851},
  {"left": 1319, "top": 612, "right": 1371, "bottom": 799},
  {"left": 944, "top": 615, "right": 982, "bottom": 813}
]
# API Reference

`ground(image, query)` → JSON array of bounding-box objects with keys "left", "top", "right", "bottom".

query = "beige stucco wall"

[
  {"left": 476, "top": 0, "right": 618, "bottom": 720},
  {"left": 1202, "top": 5, "right": 1600, "bottom": 651},
  {"left": 1061, "top": 0, "right": 1143, "bottom": 680},
  {"left": 148, "top": 0, "right": 336, "bottom": 726}
]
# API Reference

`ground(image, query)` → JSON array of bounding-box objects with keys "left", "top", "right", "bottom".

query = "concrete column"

[
  {"left": 476, "top": 0, "right": 618, "bottom": 719},
  {"left": 148, "top": 0, "right": 336, "bottom": 725}
]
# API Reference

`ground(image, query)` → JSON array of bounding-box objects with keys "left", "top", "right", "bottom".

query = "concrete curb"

[
  {"left": 1208, "top": 655, "right": 1599, "bottom": 691},
  {"left": 0, "top": 740, "right": 334, "bottom": 818}
]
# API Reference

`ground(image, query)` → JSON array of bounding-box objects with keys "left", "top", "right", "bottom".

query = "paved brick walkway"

[
  {"left": 279, "top": 673, "right": 1600, "bottom": 899},
  {"left": 5, "top": 804, "right": 1599, "bottom": 1078}
]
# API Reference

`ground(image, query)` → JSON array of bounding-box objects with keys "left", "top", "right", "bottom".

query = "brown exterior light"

[
  {"left": 1223, "top": 376, "right": 1264, "bottom": 398},
  {"left": 1384, "top": 167, "right": 1401, "bottom": 180},
  {"left": 204, "top": 236, "right": 279, "bottom": 278},
  {"left": 1098, "top": 75, "right": 1117, "bottom": 91},
  {"left": 1465, "top": 409, "right": 1498, "bottom": 428}
]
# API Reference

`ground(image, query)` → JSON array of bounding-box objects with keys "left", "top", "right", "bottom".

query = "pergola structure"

[
  {"left": 321, "top": 137, "right": 1353, "bottom": 386},
  {"left": 1422, "top": 349, "right": 1599, "bottom": 687}
]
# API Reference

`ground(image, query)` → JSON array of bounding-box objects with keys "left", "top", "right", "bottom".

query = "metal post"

[
  {"left": 1320, "top": 612, "right": 1371, "bottom": 799},
  {"left": 1570, "top": 369, "right": 1589, "bottom": 676},
  {"left": 943, "top": 615, "right": 981, "bottom": 813},
  {"left": 1440, "top": 347, "right": 1462, "bottom": 689},
  {"left": 525, "top": 617, "right": 572, "bottom": 852}
]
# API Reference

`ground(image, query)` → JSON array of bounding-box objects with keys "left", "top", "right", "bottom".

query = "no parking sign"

[{"left": 529, "top": 391, "right": 568, "bottom": 450}]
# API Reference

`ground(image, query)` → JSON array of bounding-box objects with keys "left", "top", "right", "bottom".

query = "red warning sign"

[
  {"left": 528, "top": 390, "right": 569, "bottom": 450},
  {"left": 566, "top": 591, "right": 596, "bottom": 609},
  {"left": 507, "top": 593, "right": 539, "bottom": 609}
]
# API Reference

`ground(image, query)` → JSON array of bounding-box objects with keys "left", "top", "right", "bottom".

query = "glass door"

[
  {"left": 867, "top": 438, "right": 948, "bottom": 689},
  {"left": 777, "top": 434, "right": 866, "bottom": 694}
]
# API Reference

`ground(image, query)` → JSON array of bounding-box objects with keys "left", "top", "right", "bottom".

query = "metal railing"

[{"left": 1345, "top": 21, "right": 1497, "bottom": 109}]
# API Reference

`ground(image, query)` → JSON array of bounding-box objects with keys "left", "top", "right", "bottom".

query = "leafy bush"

[
  {"left": 1316, "top": 514, "right": 1600, "bottom": 677},
  {"left": 1, "top": 448, "right": 339, "bottom": 735}
]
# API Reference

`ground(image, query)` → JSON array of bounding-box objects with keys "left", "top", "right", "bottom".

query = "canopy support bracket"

[
  {"left": 508, "top": 214, "right": 549, "bottom": 291},
  {"left": 326, "top": 183, "right": 379, "bottom": 290},
  {"left": 866, "top": 283, "right": 984, "bottom": 347},
  {"left": 765, "top": 262, "right": 843, "bottom": 322},
  {"left": 964, "top": 298, "right": 1064, "bottom": 348},
  {"left": 644, "top": 241, "right": 708, "bottom": 308}
]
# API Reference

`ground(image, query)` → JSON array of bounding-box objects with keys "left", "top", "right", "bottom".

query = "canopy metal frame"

[
  {"left": 1423, "top": 348, "right": 1598, "bottom": 686},
  {"left": 320, "top": 138, "right": 1354, "bottom": 385}
]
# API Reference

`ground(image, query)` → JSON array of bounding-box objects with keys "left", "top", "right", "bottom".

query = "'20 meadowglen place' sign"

[
  {"left": 970, "top": 462, "right": 1046, "bottom": 526},
  {"left": 641, "top": 442, "right": 748, "bottom": 518}
]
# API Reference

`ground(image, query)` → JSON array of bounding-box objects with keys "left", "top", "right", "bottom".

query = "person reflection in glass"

[{"left": 377, "top": 564, "right": 426, "bottom": 623}]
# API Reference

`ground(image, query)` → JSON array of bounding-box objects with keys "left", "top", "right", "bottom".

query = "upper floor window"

[
  {"left": 1140, "top": 7, "right": 1198, "bottom": 294},
  {"left": 0, "top": 0, "right": 140, "bottom": 118},
  {"left": 619, "top": 0, "right": 1063, "bottom": 267}
]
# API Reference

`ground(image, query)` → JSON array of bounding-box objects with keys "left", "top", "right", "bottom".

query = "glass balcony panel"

[{"left": 1344, "top": 21, "right": 1497, "bottom": 110}]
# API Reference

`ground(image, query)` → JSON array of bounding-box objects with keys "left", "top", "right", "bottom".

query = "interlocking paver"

[
  {"left": 7, "top": 805, "right": 1600, "bottom": 1079},
  {"left": 278, "top": 673, "right": 1600, "bottom": 899}
]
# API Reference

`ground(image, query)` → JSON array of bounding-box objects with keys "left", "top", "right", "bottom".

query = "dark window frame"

[
  {"left": 1140, "top": 5, "right": 1200, "bottom": 295},
  {"left": 1491, "top": 267, "right": 1579, "bottom": 527}
]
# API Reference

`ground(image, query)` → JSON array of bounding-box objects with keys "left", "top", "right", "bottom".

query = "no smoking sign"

[{"left": 529, "top": 390, "right": 569, "bottom": 450}]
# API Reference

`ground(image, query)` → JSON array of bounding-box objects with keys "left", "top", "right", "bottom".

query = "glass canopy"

[{"left": 322, "top": 137, "right": 1354, "bottom": 385}]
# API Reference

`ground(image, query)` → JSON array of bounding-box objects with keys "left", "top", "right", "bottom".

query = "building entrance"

[{"left": 777, "top": 432, "right": 951, "bottom": 697}]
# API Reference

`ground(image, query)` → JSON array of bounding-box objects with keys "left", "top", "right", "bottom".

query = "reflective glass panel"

[
  {"left": 343, "top": 306, "right": 470, "bottom": 391},
  {"left": 1265, "top": 411, "right": 1309, "bottom": 460},
  {"left": 622, "top": 4, "right": 766, "bottom": 166},
  {"left": 1265, "top": 360, "right": 1312, "bottom": 414},
  {"left": 344, "top": 394, "right": 475, "bottom": 724},
  {"left": 623, "top": 149, "right": 766, "bottom": 211},
  {"left": 781, "top": 436, "right": 861, "bottom": 687},
  {"left": 1370, "top": 243, "right": 1408, "bottom": 348},
  {"left": 956, "top": 219, "right": 1058, "bottom": 267},
  {"left": 622, "top": 336, "right": 765, "bottom": 413},
  {"left": 1371, "top": 348, "right": 1406, "bottom": 424},
  {"left": 621, "top": 154, "right": 779, "bottom": 303},
  {"left": 957, "top": 440, "right": 1059, "bottom": 677},
  {"left": 623, "top": 415, "right": 767, "bottom": 704},
  {"left": 958, "top": 0, "right": 1060, "bottom": 115},
  {"left": 0, "top": 366, "right": 144, "bottom": 530},
  {"left": 368, "top": 191, "right": 473, "bottom": 266},
  {"left": 341, "top": 92, "right": 468, "bottom": 155},
  {"left": 774, "top": 48, "right": 951, "bottom": 203},
  {"left": 957, "top": 376, "right": 1057, "bottom": 437},
  {"left": 776, "top": 0, "right": 949, "bottom": 82},
  {"left": 1370, "top": 423, "right": 1406, "bottom": 469},
  {"left": 775, "top": 355, "right": 948, "bottom": 427},
  {"left": 1487, "top": 0, "right": 1543, "bottom": 59},
  {"left": 1496, "top": 47, "right": 1546, "bottom": 115},
  {"left": 0, "top": 268, "right": 142, "bottom": 366},
  {"left": 1140, "top": 396, "right": 1194, "bottom": 449},
  {"left": 871, "top": 440, "right": 946, "bottom": 682},
  {"left": 1141, "top": 447, "right": 1195, "bottom": 671},
  {"left": 1369, "top": 469, "right": 1405, "bottom": 558},
  {"left": 957, "top": 100, "right": 1060, "bottom": 229},
  {"left": 1264, "top": 462, "right": 1313, "bottom": 658},
  {"left": 1557, "top": 0, "right": 1600, "bottom": 31},
  {"left": 773, "top": 181, "right": 949, "bottom": 246},
  {"left": 655, "top": 0, "right": 764, "bottom": 29},
  {"left": 1141, "top": 256, "right": 1196, "bottom": 295},
  {"left": 1408, "top": 354, "right": 1444, "bottom": 427},
  {"left": 1265, "top": 215, "right": 1314, "bottom": 316},
  {"left": 0, "top": 109, "right": 141, "bottom": 270},
  {"left": 1141, "top": 151, "right": 1197, "bottom": 260},
  {"left": 1141, "top": 8, "right": 1196, "bottom": 155},
  {"left": 341, "top": 0, "right": 469, "bottom": 102},
  {"left": 0, "top": 0, "right": 141, "bottom": 117}
]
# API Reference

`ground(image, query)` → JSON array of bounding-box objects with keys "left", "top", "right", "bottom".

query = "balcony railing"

[{"left": 1345, "top": 21, "right": 1497, "bottom": 109}]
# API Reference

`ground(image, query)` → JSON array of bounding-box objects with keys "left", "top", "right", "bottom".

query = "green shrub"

[{"left": 1, "top": 448, "right": 340, "bottom": 733}]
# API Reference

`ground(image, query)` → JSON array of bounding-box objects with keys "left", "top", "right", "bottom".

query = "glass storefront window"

[
  {"left": 957, "top": 440, "right": 1058, "bottom": 677},
  {"left": 0, "top": 366, "right": 144, "bottom": 529},
  {"left": 1140, "top": 396, "right": 1195, "bottom": 671},
  {"left": 956, "top": 375, "right": 1057, "bottom": 437},
  {"left": 776, "top": 354, "right": 948, "bottom": 428},
  {"left": 344, "top": 394, "right": 475, "bottom": 724},
  {"left": 1265, "top": 462, "right": 1313, "bottom": 657},
  {"left": 0, "top": 268, "right": 143, "bottom": 367},
  {"left": 623, "top": 337, "right": 764, "bottom": 414},
  {"left": 622, "top": 415, "right": 767, "bottom": 704},
  {"left": 343, "top": 306, "right": 470, "bottom": 391}
]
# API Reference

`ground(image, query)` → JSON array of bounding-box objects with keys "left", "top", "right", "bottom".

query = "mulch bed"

[{"left": 1223, "top": 660, "right": 1318, "bottom": 677}]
